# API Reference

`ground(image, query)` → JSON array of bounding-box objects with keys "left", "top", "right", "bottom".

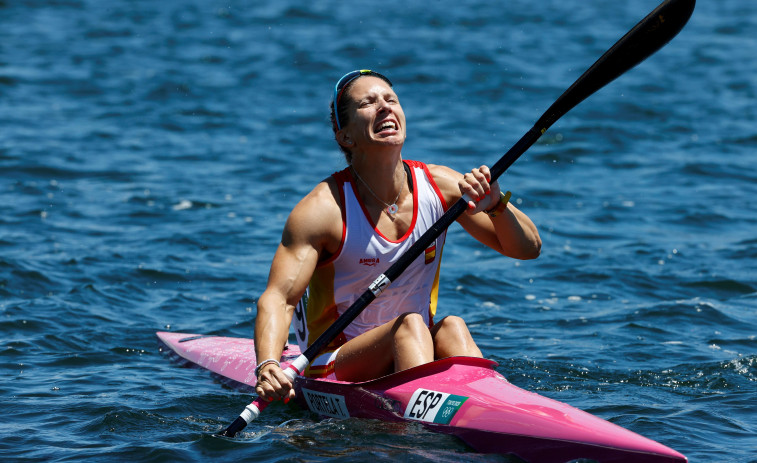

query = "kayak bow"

[{"left": 157, "top": 331, "right": 687, "bottom": 462}]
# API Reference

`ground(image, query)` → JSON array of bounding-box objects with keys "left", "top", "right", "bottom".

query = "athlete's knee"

[
  {"left": 394, "top": 313, "right": 431, "bottom": 341},
  {"left": 433, "top": 316, "right": 482, "bottom": 358},
  {"left": 397, "top": 312, "right": 427, "bottom": 328},
  {"left": 435, "top": 315, "right": 470, "bottom": 335}
]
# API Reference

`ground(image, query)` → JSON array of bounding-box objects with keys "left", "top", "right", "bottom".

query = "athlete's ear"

[{"left": 336, "top": 130, "right": 354, "bottom": 148}]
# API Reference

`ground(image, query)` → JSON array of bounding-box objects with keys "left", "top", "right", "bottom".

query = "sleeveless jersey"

[{"left": 293, "top": 160, "right": 448, "bottom": 376}]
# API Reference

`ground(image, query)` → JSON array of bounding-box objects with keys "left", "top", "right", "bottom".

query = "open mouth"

[{"left": 375, "top": 120, "right": 397, "bottom": 134}]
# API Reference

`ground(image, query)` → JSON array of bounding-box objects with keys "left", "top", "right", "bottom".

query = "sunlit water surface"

[{"left": 2, "top": 1, "right": 755, "bottom": 461}]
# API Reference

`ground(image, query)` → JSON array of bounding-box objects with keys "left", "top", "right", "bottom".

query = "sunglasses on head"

[{"left": 333, "top": 69, "right": 393, "bottom": 130}]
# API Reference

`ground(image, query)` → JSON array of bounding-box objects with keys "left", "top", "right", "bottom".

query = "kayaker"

[{"left": 254, "top": 70, "right": 541, "bottom": 403}]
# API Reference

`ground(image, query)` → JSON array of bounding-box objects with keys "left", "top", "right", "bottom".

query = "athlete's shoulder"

[
  {"left": 285, "top": 175, "right": 343, "bottom": 246},
  {"left": 425, "top": 164, "right": 462, "bottom": 196}
]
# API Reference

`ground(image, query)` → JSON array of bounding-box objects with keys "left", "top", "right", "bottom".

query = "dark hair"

[{"left": 330, "top": 73, "right": 393, "bottom": 164}]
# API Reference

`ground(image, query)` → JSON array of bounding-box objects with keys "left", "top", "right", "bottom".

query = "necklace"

[{"left": 350, "top": 166, "right": 406, "bottom": 215}]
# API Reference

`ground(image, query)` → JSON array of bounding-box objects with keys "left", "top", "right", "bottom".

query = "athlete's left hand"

[{"left": 459, "top": 165, "right": 501, "bottom": 214}]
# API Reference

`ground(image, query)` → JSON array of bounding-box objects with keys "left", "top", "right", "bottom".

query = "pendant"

[{"left": 386, "top": 204, "right": 399, "bottom": 215}]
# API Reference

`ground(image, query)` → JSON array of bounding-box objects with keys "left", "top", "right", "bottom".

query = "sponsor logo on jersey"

[{"left": 359, "top": 257, "right": 380, "bottom": 266}]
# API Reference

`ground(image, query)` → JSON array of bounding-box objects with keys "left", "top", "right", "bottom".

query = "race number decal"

[
  {"left": 404, "top": 388, "right": 468, "bottom": 425},
  {"left": 293, "top": 289, "right": 309, "bottom": 351},
  {"left": 302, "top": 388, "right": 350, "bottom": 419}
]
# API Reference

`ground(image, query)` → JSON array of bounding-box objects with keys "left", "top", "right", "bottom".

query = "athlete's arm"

[
  {"left": 429, "top": 164, "right": 541, "bottom": 260},
  {"left": 254, "top": 179, "right": 343, "bottom": 401}
]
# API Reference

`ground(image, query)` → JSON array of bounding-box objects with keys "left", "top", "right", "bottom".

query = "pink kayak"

[{"left": 156, "top": 331, "right": 687, "bottom": 462}]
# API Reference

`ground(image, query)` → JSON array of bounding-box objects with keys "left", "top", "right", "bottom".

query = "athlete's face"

[{"left": 341, "top": 76, "right": 406, "bottom": 151}]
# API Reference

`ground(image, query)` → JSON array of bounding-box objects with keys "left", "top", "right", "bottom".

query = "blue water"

[{"left": 2, "top": 0, "right": 755, "bottom": 461}]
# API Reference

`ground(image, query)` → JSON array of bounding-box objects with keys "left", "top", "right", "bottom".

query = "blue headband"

[{"left": 333, "top": 69, "right": 393, "bottom": 130}]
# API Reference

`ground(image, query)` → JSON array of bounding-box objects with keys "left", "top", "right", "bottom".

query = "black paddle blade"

[
  {"left": 535, "top": 0, "right": 696, "bottom": 132},
  {"left": 218, "top": 416, "right": 247, "bottom": 438}
]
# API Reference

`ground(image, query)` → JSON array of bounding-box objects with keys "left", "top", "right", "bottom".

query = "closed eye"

[{"left": 358, "top": 96, "right": 376, "bottom": 107}]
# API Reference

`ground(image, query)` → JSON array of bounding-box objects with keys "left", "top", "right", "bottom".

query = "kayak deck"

[{"left": 156, "top": 331, "right": 686, "bottom": 462}]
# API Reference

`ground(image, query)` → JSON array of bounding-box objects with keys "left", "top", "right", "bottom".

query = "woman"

[{"left": 254, "top": 70, "right": 541, "bottom": 402}]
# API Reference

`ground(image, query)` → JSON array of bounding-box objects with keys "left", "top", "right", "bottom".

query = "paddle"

[{"left": 220, "top": 0, "right": 695, "bottom": 438}]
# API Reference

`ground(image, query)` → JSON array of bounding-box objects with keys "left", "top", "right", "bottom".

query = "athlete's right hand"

[{"left": 255, "top": 363, "right": 295, "bottom": 403}]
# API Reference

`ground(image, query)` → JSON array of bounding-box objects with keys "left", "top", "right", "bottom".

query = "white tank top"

[{"left": 295, "top": 160, "right": 448, "bottom": 353}]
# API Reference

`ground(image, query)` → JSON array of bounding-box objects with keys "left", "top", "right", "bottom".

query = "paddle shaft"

[{"left": 221, "top": 0, "right": 695, "bottom": 438}]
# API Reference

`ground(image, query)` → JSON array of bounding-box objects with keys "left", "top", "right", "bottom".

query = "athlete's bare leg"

[
  {"left": 430, "top": 315, "right": 483, "bottom": 359},
  {"left": 334, "top": 312, "right": 434, "bottom": 382}
]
